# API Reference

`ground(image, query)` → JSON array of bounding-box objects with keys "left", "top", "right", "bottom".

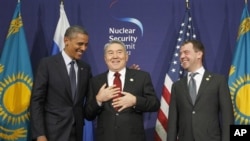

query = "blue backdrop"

[{"left": 0, "top": 0, "right": 247, "bottom": 140}]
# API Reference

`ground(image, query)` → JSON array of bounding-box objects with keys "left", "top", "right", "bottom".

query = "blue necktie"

[
  {"left": 69, "top": 61, "right": 76, "bottom": 99},
  {"left": 189, "top": 73, "right": 198, "bottom": 105}
]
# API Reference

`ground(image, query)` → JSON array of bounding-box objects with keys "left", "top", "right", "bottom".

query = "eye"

[
  {"left": 107, "top": 51, "right": 113, "bottom": 55},
  {"left": 184, "top": 50, "right": 190, "bottom": 55},
  {"left": 78, "top": 42, "right": 88, "bottom": 46}
]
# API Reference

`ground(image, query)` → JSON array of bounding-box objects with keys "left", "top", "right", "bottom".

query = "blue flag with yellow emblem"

[
  {"left": 228, "top": 3, "right": 250, "bottom": 125},
  {"left": 0, "top": 1, "right": 33, "bottom": 140}
]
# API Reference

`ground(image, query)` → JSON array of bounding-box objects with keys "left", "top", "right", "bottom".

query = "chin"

[
  {"left": 75, "top": 55, "right": 82, "bottom": 60},
  {"left": 181, "top": 65, "right": 188, "bottom": 70}
]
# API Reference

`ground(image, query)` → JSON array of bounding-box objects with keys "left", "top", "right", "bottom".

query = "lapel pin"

[{"left": 206, "top": 75, "right": 211, "bottom": 81}]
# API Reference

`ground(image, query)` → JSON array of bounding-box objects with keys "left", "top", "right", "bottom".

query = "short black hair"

[
  {"left": 64, "top": 25, "right": 88, "bottom": 38},
  {"left": 181, "top": 39, "right": 205, "bottom": 62}
]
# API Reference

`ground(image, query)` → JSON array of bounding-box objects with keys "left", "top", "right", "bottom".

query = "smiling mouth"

[
  {"left": 76, "top": 50, "right": 83, "bottom": 54},
  {"left": 112, "top": 61, "right": 120, "bottom": 64}
]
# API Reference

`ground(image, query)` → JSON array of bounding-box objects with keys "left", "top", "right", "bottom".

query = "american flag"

[{"left": 154, "top": 6, "right": 197, "bottom": 141}]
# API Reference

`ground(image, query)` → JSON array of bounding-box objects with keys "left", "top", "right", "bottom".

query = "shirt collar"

[
  {"left": 188, "top": 66, "right": 205, "bottom": 77},
  {"left": 62, "top": 50, "right": 73, "bottom": 65},
  {"left": 109, "top": 67, "right": 126, "bottom": 77}
]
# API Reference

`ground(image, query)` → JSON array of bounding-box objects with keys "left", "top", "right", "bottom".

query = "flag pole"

[
  {"left": 186, "top": 0, "right": 190, "bottom": 9},
  {"left": 245, "top": 0, "right": 248, "bottom": 4}
]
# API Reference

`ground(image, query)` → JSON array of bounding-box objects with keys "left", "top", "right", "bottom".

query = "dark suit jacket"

[
  {"left": 167, "top": 71, "right": 234, "bottom": 141},
  {"left": 84, "top": 68, "right": 160, "bottom": 141},
  {"left": 30, "top": 53, "right": 92, "bottom": 141}
]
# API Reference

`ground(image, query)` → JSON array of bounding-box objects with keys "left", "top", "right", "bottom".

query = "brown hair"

[{"left": 182, "top": 39, "right": 205, "bottom": 63}]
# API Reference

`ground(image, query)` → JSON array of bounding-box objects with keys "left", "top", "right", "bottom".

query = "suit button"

[
  {"left": 116, "top": 113, "right": 119, "bottom": 116},
  {"left": 192, "top": 111, "right": 195, "bottom": 114}
]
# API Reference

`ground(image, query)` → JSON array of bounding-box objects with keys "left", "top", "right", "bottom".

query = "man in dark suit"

[
  {"left": 167, "top": 39, "right": 234, "bottom": 141},
  {"left": 30, "top": 25, "right": 92, "bottom": 141},
  {"left": 84, "top": 40, "right": 160, "bottom": 141}
]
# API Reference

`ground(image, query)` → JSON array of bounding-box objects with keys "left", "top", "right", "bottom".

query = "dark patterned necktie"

[
  {"left": 69, "top": 61, "right": 76, "bottom": 99},
  {"left": 189, "top": 72, "right": 198, "bottom": 105},
  {"left": 113, "top": 72, "right": 122, "bottom": 111}
]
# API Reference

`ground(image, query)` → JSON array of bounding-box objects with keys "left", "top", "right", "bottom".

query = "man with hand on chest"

[{"left": 84, "top": 40, "right": 160, "bottom": 141}]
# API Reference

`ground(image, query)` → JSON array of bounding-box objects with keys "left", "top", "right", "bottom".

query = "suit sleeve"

[
  {"left": 219, "top": 76, "right": 234, "bottom": 141},
  {"left": 167, "top": 83, "right": 178, "bottom": 141},
  {"left": 30, "top": 58, "right": 48, "bottom": 139},
  {"left": 134, "top": 72, "right": 160, "bottom": 112},
  {"left": 84, "top": 77, "right": 103, "bottom": 120}
]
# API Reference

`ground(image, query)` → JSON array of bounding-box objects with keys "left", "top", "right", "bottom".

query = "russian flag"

[{"left": 51, "top": 2, "right": 70, "bottom": 55}]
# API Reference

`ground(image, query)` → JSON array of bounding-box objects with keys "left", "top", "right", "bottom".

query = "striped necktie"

[{"left": 113, "top": 72, "right": 122, "bottom": 111}]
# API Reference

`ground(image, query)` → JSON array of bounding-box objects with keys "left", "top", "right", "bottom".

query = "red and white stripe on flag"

[{"left": 154, "top": 74, "right": 173, "bottom": 140}]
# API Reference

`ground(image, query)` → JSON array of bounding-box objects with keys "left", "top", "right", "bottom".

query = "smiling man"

[
  {"left": 30, "top": 25, "right": 92, "bottom": 141},
  {"left": 167, "top": 39, "right": 234, "bottom": 141},
  {"left": 84, "top": 40, "right": 160, "bottom": 141}
]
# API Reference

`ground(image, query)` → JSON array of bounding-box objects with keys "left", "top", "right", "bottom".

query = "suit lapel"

[
  {"left": 180, "top": 76, "right": 193, "bottom": 105},
  {"left": 74, "top": 60, "right": 90, "bottom": 103},
  {"left": 54, "top": 54, "right": 72, "bottom": 101},
  {"left": 101, "top": 72, "right": 108, "bottom": 86},
  {"left": 196, "top": 71, "right": 213, "bottom": 103},
  {"left": 98, "top": 71, "right": 114, "bottom": 110},
  {"left": 75, "top": 61, "right": 83, "bottom": 103},
  {"left": 123, "top": 68, "right": 135, "bottom": 93}
]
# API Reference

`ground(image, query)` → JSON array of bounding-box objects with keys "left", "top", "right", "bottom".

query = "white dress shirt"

[
  {"left": 62, "top": 50, "right": 78, "bottom": 84},
  {"left": 188, "top": 66, "right": 205, "bottom": 94},
  {"left": 107, "top": 67, "right": 126, "bottom": 90}
]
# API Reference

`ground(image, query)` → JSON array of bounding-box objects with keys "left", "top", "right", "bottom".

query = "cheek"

[
  {"left": 124, "top": 55, "right": 128, "bottom": 61},
  {"left": 105, "top": 56, "right": 110, "bottom": 61},
  {"left": 80, "top": 46, "right": 87, "bottom": 50},
  {"left": 105, "top": 57, "right": 112, "bottom": 64},
  {"left": 182, "top": 62, "right": 188, "bottom": 68}
]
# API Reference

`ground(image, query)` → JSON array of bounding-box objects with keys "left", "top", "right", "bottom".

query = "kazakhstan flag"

[
  {"left": 228, "top": 3, "right": 250, "bottom": 125},
  {"left": 0, "top": 2, "right": 33, "bottom": 141}
]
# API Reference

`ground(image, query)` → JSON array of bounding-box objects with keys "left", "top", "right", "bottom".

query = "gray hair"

[{"left": 104, "top": 40, "right": 127, "bottom": 53}]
